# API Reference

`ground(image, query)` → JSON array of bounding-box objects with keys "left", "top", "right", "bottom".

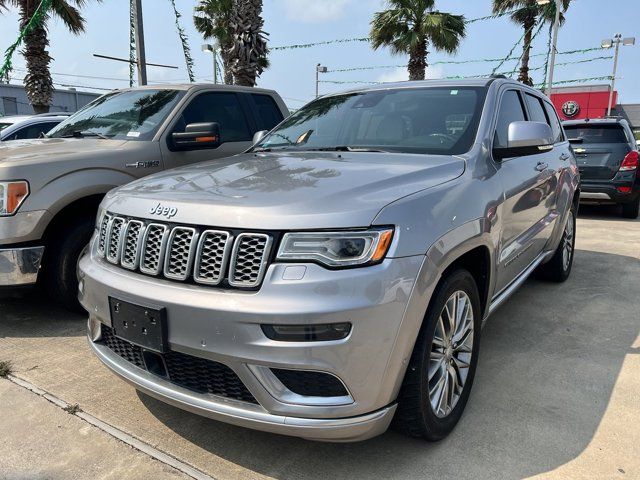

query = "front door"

[
  {"left": 160, "top": 91, "right": 254, "bottom": 169},
  {"left": 494, "top": 89, "right": 556, "bottom": 293}
]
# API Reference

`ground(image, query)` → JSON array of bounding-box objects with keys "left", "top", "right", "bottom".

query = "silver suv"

[{"left": 80, "top": 78, "right": 579, "bottom": 442}]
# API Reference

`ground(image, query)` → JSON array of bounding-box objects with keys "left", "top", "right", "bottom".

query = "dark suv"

[{"left": 564, "top": 118, "right": 639, "bottom": 218}]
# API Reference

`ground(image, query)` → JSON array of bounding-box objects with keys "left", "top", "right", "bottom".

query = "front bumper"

[
  {"left": 79, "top": 252, "right": 425, "bottom": 441},
  {"left": 0, "top": 246, "right": 44, "bottom": 286}
]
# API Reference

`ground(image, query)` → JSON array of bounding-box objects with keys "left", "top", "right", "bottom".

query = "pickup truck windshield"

[
  {"left": 255, "top": 87, "right": 486, "bottom": 155},
  {"left": 48, "top": 89, "right": 184, "bottom": 141}
]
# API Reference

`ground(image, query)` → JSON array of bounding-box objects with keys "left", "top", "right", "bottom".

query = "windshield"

[
  {"left": 564, "top": 124, "right": 629, "bottom": 144},
  {"left": 0, "top": 122, "right": 11, "bottom": 132},
  {"left": 255, "top": 87, "right": 487, "bottom": 155},
  {"left": 48, "top": 89, "right": 184, "bottom": 140}
]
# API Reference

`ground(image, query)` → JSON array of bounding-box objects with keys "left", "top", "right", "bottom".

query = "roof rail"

[{"left": 489, "top": 74, "right": 508, "bottom": 79}]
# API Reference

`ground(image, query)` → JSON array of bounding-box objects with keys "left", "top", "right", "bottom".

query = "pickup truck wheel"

[
  {"left": 621, "top": 197, "right": 639, "bottom": 219},
  {"left": 536, "top": 206, "right": 576, "bottom": 282},
  {"left": 393, "top": 269, "right": 481, "bottom": 441},
  {"left": 43, "top": 218, "right": 94, "bottom": 312}
]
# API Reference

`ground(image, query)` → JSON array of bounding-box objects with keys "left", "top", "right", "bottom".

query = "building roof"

[{"left": 615, "top": 104, "right": 640, "bottom": 129}]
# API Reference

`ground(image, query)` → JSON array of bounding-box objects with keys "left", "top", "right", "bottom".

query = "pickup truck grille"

[{"left": 97, "top": 213, "right": 273, "bottom": 289}]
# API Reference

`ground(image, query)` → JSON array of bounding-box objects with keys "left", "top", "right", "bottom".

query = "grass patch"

[{"left": 0, "top": 360, "right": 13, "bottom": 378}]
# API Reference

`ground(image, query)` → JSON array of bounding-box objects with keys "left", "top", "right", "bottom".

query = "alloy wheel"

[
  {"left": 562, "top": 211, "right": 574, "bottom": 271},
  {"left": 428, "top": 290, "right": 474, "bottom": 418}
]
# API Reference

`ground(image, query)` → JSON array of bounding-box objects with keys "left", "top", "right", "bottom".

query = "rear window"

[
  {"left": 0, "top": 122, "right": 11, "bottom": 132},
  {"left": 564, "top": 125, "right": 628, "bottom": 144}
]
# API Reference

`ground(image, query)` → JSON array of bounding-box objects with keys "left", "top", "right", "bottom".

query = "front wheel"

[
  {"left": 393, "top": 269, "right": 481, "bottom": 441},
  {"left": 42, "top": 218, "right": 94, "bottom": 312}
]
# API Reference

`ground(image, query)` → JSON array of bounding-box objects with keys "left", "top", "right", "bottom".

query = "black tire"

[
  {"left": 536, "top": 204, "right": 576, "bottom": 282},
  {"left": 621, "top": 197, "right": 640, "bottom": 219},
  {"left": 393, "top": 269, "right": 481, "bottom": 441},
  {"left": 42, "top": 218, "right": 94, "bottom": 312}
]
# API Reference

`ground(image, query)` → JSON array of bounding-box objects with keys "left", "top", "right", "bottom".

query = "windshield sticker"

[
  {"left": 450, "top": 90, "right": 459, "bottom": 95},
  {"left": 127, "top": 131, "right": 141, "bottom": 138}
]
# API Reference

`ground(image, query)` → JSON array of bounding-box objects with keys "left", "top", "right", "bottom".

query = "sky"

[{"left": 1, "top": 0, "right": 639, "bottom": 110}]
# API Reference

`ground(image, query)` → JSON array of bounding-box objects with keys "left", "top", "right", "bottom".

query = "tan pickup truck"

[{"left": 0, "top": 84, "right": 288, "bottom": 309}]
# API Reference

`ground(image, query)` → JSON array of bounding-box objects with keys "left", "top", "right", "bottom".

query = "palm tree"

[
  {"left": 493, "top": 0, "right": 570, "bottom": 86},
  {"left": 370, "top": 0, "right": 466, "bottom": 81},
  {"left": 228, "top": 0, "right": 268, "bottom": 87},
  {"left": 0, "top": 0, "right": 99, "bottom": 113},
  {"left": 193, "top": 0, "right": 234, "bottom": 85}
]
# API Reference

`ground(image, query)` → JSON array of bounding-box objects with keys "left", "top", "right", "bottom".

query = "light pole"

[
  {"left": 202, "top": 43, "right": 219, "bottom": 84},
  {"left": 537, "top": 0, "right": 561, "bottom": 96},
  {"left": 316, "top": 64, "right": 327, "bottom": 98},
  {"left": 132, "top": 0, "right": 147, "bottom": 86},
  {"left": 602, "top": 34, "right": 635, "bottom": 116}
]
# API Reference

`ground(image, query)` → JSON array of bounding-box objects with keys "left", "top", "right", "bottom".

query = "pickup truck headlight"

[
  {"left": 0, "top": 181, "right": 29, "bottom": 217},
  {"left": 276, "top": 228, "right": 394, "bottom": 267}
]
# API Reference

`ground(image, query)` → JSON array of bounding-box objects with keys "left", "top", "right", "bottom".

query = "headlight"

[
  {"left": 277, "top": 228, "right": 394, "bottom": 267},
  {"left": 0, "top": 181, "right": 29, "bottom": 217}
]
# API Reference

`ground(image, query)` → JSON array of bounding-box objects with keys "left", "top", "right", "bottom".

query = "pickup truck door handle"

[
  {"left": 535, "top": 162, "right": 548, "bottom": 172},
  {"left": 559, "top": 152, "right": 570, "bottom": 161}
]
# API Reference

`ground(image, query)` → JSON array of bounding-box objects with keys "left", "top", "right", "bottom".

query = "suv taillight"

[{"left": 620, "top": 151, "right": 639, "bottom": 171}]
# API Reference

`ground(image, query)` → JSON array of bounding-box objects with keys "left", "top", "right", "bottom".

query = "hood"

[
  {"left": 105, "top": 151, "right": 465, "bottom": 230},
  {"left": 0, "top": 137, "right": 129, "bottom": 165}
]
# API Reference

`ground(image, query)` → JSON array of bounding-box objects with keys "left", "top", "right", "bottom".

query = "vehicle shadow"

[
  {"left": 0, "top": 288, "right": 85, "bottom": 338},
  {"left": 138, "top": 248, "right": 640, "bottom": 479}
]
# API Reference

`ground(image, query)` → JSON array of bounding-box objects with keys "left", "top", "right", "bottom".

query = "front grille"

[
  {"left": 100, "top": 325, "right": 258, "bottom": 404},
  {"left": 271, "top": 368, "right": 349, "bottom": 398},
  {"left": 97, "top": 213, "right": 273, "bottom": 290}
]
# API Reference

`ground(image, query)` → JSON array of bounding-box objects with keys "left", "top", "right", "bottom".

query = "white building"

[{"left": 0, "top": 83, "right": 100, "bottom": 116}]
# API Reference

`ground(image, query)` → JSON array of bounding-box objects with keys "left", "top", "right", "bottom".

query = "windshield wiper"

[{"left": 60, "top": 130, "right": 109, "bottom": 139}]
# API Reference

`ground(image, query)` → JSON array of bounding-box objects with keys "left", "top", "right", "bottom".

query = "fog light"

[{"left": 261, "top": 323, "right": 352, "bottom": 342}]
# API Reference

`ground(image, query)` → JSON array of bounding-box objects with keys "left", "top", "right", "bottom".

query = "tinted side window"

[
  {"left": 494, "top": 90, "right": 526, "bottom": 149},
  {"left": 179, "top": 92, "right": 251, "bottom": 142},
  {"left": 543, "top": 101, "right": 564, "bottom": 143},
  {"left": 15, "top": 122, "right": 60, "bottom": 139},
  {"left": 252, "top": 94, "right": 284, "bottom": 131},
  {"left": 524, "top": 94, "right": 549, "bottom": 124}
]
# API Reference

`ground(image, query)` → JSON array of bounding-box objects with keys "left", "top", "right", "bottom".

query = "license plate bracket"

[{"left": 109, "top": 297, "right": 168, "bottom": 353}]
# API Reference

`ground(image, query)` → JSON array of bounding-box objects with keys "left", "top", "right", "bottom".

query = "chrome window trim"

[
  {"left": 193, "top": 230, "right": 233, "bottom": 286},
  {"left": 139, "top": 223, "right": 170, "bottom": 276},
  {"left": 228, "top": 233, "right": 273, "bottom": 288},
  {"left": 163, "top": 226, "right": 199, "bottom": 281},
  {"left": 120, "top": 220, "right": 145, "bottom": 271}
]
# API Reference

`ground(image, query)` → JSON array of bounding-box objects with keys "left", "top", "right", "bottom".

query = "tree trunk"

[
  {"left": 408, "top": 39, "right": 427, "bottom": 81},
  {"left": 518, "top": 16, "right": 535, "bottom": 86},
  {"left": 220, "top": 39, "right": 234, "bottom": 85},
  {"left": 20, "top": 2, "right": 53, "bottom": 113},
  {"left": 229, "top": 0, "right": 268, "bottom": 87}
]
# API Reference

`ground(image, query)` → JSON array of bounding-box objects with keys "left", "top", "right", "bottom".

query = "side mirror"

[
  {"left": 493, "top": 121, "right": 554, "bottom": 160},
  {"left": 171, "top": 122, "right": 221, "bottom": 151},
  {"left": 252, "top": 130, "right": 269, "bottom": 145}
]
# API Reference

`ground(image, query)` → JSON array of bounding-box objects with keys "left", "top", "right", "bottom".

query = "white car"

[{"left": 0, "top": 113, "right": 70, "bottom": 141}]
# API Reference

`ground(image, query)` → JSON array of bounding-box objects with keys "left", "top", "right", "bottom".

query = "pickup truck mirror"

[
  {"left": 252, "top": 130, "right": 269, "bottom": 145},
  {"left": 171, "top": 122, "right": 221, "bottom": 151},
  {"left": 493, "top": 121, "right": 554, "bottom": 161}
]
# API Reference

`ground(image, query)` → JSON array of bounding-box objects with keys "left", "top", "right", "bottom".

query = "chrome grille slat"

[
  {"left": 140, "top": 223, "right": 170, "bottom": 275},
  {"left": 97, "top": 213, "right": 112, "bottom": 256},
  {"left": 193, "top": 230, "right": 232, "bottom": 285},
  {"left": 229, "top": 233, "right": 273, "bottom": 288},
  {"left": 120, "top": 220, "right": 145, "bottom": 270},
  {"left": 97, "top": 214, "right": 271, "bottom": 289},
  {"left": 106, "top": 217, "right": 125, "bottom": 264},
  {"left": 164, "top": 227, "right": 198, "bottom": 281}
]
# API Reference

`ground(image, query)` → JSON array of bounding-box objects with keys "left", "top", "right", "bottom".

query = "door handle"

[
  {"left": 559, "top": 152, "right": 570, "bottom": 161},
  {"left": 535, "top": 162, "right": 548, "bottom": 172}
]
